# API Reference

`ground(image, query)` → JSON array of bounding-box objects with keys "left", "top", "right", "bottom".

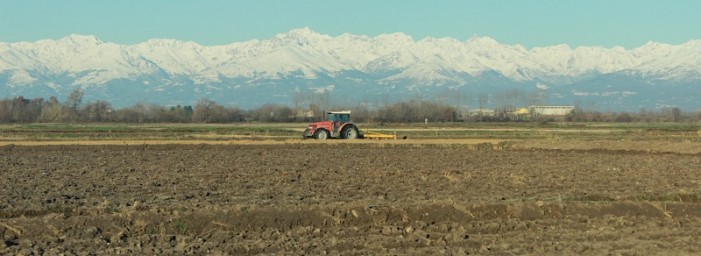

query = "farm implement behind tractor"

[
  {"left": 360, "top": 131, "right": 397, "bottom": 140},
  {"left": 302, "top": 111, "right": 399, "bottom": 140}
]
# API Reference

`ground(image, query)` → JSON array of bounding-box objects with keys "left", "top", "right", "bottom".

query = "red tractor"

[{"left": 303, "top": 111, "right": 360, "bottom": 140}]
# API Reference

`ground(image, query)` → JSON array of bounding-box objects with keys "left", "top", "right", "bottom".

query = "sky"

[{"left": 1, "top": 0, "right": 701, "bottom": 49}]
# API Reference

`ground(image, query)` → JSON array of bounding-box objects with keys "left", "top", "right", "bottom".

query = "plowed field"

[{"left": 2, "top": 142, "right": 701, "bottom": 255}]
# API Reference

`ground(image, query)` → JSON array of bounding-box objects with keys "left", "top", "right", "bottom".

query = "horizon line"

[{"left": 4, "top": 27, "right": 701, "bottom": 51}]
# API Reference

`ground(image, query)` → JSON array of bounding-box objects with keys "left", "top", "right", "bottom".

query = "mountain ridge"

[{"left": 1, "top": 28, "right": 700, "bottom": 110}]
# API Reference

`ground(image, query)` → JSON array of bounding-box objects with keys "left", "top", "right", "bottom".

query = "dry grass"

[
  {"left": 0, "top": 138, "right": 509, "bottom": 146},
  {"left": 2, "top": 123, "right": 698, "bottom": 152}
]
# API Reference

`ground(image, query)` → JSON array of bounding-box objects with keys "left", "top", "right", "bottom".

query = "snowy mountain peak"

[
  {"left": 281, "top": 27, "right": 316, "bottom": 37},
  {"left": 375, "top": 32, "right": 414, "bottom": 43},
  {"left": 139, "top": 38, "right": 203, "bottom": 49},
  {"left": 685, "top": 39, "right": 701, "bottom": 46},
  {"left": 59, "top": 34, "right": 105, "bottom": 45},
  {"left": 535, "top": 43, "right": 572, "bottom": 52},
  {"left": 275, "top": 27, "right": 331, "bottom": 44},
  {"left": 466, "top": 36, "right": 500, "bottom": 46},
  {"left": 635, "top": 41, "right": 674, "bottom": 52}
]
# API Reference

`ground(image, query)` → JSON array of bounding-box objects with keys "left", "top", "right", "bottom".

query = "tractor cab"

[
  {"left": 303, "top": 110, "right": 359, "bottom": 140},
  {"left": 327, "top": 111, "right": 351, "bottom": 123}
]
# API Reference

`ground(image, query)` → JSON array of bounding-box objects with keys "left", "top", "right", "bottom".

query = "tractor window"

[
  {"left": 338, "top": 114, "right": 350, "bottom": 123},
  {"left": 327, "top": 113, "right": 338, "bottom": 122},
  {"left": 327, "top": 113, "right": 350, "bottom": 123}
]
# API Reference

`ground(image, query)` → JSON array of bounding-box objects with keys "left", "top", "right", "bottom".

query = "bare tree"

[
  {"left": 192, "top": 98, "right": 216, "bottom": 123},
  {"left": 82, "top": 101, "right": 112, "bottom": 122},
  {"left": 62, "top": 88, "right": 84, "bottom": 121},
  {"left": 66, "top": 88, "right": 84, "bottom": 109},
  {"left": 38, "top": 96, "right": 62, "bottom": 122},
  {"left": 671, "top": 107, "right": 682, "bottom": 122}
]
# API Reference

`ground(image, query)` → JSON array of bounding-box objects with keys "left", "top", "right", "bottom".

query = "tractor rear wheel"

[
  {"left": 314, "top": 129, "right": 329, "bottom": 140},
  {"left": 343, "top": 127, "right": 359, "bottom": 139}
]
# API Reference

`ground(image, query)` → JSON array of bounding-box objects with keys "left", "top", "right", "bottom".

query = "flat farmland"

[{"left": 1, "top": 123, "right": 701, "bottom": 255}]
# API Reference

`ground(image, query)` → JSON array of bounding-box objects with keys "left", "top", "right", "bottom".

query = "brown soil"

[{"left": 2, "top": 143, "right": 701, "bottom": 255}]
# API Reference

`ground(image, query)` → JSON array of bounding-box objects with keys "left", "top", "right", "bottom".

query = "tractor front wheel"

[
  {"left": 314, "top": 129, "right": 329, "bottom": 140},
  {"left": 343, "top": 127, "right": 359, "bottom": 139}
]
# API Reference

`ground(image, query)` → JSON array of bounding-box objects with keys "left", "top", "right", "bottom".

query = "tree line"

[
  {"left": 0, "top": 89, "right": 461, "bottom": 123},
  {"left": 1, "top": 89, "right": 700, "bottom": 123}
]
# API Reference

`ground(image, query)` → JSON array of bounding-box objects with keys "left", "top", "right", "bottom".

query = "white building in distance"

[{"left": 528, "top": 105, "right": 574, "bottom": 117}]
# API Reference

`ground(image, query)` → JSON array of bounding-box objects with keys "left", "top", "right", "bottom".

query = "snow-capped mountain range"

[{"left": 1, "top": 27, "right": 700, "bottom": 110}]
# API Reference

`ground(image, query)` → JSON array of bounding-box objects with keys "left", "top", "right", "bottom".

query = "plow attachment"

[{"left": 360, "top": 131, "right": 406, "bottom": 140}]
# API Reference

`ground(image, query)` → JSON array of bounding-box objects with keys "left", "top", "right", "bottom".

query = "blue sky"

[{"left": 1, "top": 0, "right": 700, "bottom": 48}]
